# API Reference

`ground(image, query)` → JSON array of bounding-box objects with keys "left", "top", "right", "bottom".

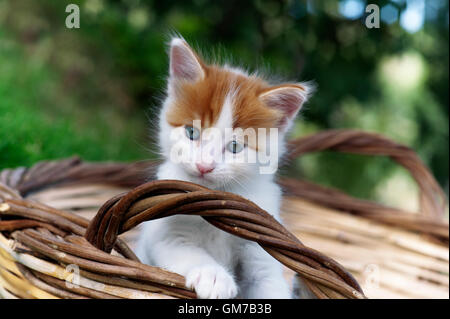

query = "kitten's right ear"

[{"left": 169, "top": 38, "right": 205, "bottom": 82}]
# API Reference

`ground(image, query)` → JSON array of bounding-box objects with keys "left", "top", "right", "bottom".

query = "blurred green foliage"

[{"left": 0, "top": 0, "right": 448, "bottom": 206}]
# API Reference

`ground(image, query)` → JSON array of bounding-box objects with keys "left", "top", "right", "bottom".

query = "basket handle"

[
  {"left": 286, "top": 129, "right": 447, "bottom": 220},
  {"left": 85, "top": 179, "right": 365, "bottom": 299}
]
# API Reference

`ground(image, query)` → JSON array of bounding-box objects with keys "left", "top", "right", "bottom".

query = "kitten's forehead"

[{"left": 165, "top": 66, "right": 281, "bottom": 130}]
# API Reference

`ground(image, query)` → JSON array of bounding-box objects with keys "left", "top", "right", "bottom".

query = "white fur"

[{"left": 136, "top": 39, "right": 308, "bottom": 299}]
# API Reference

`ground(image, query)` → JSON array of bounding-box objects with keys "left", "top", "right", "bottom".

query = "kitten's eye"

[
  {"left": 226, "top": 140, "right": 244, "bottom": 154},
  {"left": 185, "top": 126, "right": 200, "bottom": 140}
]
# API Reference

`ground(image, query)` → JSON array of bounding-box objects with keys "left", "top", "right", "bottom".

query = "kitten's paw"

[{"left": 186, "top": 265, "right": 238, "bottom": 299}]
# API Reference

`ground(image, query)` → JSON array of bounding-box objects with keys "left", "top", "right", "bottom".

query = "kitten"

[{"left": 136, "top": 37, "right": 311, "bottom": 299}]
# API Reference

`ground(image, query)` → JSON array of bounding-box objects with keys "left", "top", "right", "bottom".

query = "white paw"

[{"left": 186, "top": 265, "right": 238, "bottom": 299}]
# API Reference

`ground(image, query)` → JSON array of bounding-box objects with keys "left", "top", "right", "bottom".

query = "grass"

[{"left": 0, "top": 30, "right": 151, "bottom": 170}]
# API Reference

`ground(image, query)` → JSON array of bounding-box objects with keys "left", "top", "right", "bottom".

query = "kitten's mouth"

[
  {"left": 196, "top": 172, "right": 213, "bottom": 180},
  {"left": 185, "top": 169, "right": 212, "bottom": 181},
  {"left": 186, "top": 170, "right": 217, "bottom": 186}
]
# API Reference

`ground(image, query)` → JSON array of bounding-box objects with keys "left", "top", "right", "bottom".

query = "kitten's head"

[{"left": 158, "top": 37, "right": 312, "bottom": 189}]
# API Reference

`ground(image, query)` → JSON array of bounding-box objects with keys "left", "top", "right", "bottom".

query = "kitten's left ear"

[
  {"left": 259, "top": 83, "right": 312, "bottom": 132},
  {"left": 169, "top": 38, "right": 205, "bottom": 82}
]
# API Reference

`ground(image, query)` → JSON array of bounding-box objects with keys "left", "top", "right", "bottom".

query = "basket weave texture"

[{"left": 0, "top": 129, "right": 448, "bottom": 299}]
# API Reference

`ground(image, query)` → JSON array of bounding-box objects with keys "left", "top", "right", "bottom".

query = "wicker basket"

[{"left": 0, "top": 130, "right": 448, "bottom": 299}]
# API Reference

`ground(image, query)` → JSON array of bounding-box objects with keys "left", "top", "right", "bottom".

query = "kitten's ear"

[
  {"left": 169, "top": 38, "right": 205, "bottom": 82},
  {"left": 259, "top": 83, "right": 312, "bottom": 132}
]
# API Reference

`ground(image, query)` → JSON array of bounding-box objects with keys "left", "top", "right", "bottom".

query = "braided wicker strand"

[
  {"left": 85, "top": 179, "right": 365, "bottom": 299},
  {"left": 286, "top": 130, "right": 447, "bottom": 220}
]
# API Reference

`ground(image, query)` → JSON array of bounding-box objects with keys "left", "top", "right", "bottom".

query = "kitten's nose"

[{"left": 196, "top": 163, "right": 215, "bottom": 175}]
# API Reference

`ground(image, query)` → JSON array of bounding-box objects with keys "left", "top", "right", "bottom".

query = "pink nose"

[{"left": 196, "top": 163, "right": 215, "bottom": 175}]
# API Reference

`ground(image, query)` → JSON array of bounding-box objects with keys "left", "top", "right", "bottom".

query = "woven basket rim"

[{"left": 0, "top": 129, "right": 447, "bottom": 299}]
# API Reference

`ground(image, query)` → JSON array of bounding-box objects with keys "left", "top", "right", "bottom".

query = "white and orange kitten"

[{"left": 136, "top": 37, "right": 311, "bottom": 299}]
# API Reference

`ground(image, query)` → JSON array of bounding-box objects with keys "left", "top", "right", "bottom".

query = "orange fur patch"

[{"left": 166, "top": 65, "right": 284, "bottom": 130}]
